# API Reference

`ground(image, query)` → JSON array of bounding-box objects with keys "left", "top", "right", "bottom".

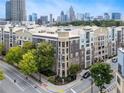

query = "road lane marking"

[
  {"left": 5, "top": 74, "right": 25, "bottom": 91},
  {"left": 0, "top": 63, "right": 44, "bottom": 93},
  {"left": 71, "top": 88, "right": 77, "bottom": 93}
]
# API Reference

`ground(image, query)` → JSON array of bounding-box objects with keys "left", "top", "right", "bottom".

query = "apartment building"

[
  {"left": 93, "top": 27, "right": 108, "bottom": 62},
  {"left": 0, "top": 25, "right": 16, "bottom": 52},
  {"left": 116, "top": 47, "right": 124, "bottom": 93},
  {"left": 1, "top": 25, "right": 124, "bottom": 77}
]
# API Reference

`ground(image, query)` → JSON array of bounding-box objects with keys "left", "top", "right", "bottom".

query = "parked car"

[
  {"left": 112, "top": 58, "right": 117, "bottom": 63},
  {"left": 82, "top": 71, "right": 91, "bottom": 79}
]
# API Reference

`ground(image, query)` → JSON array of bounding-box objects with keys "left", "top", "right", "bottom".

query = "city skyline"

[{"left": 0, "top": 0, "right": 124, "bottom": 19}]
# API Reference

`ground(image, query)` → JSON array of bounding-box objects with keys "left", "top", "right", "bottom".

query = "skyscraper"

[
  {"left": 50, "top": 14, "right": 53, "bottom": 24},
  {"left": 112, "top": 13, "right": 121, "bottom": 20},
  {"left": 69, "top": 6, "right": 76, "bottom": 22},
  {"left": 60, "top": 11, "right": 65, "bottom": 22},
  {"left": 6, "top": 1, "right": 11, "bottom": 21},
  {"left": 32, "top": 13, "right": 37, "bottom": 22},
  {"left": 11, "top": 0, "right": 26, "bottom": 22},
  {"left": 104, "top": 13, "right": 110, "bottom": 20}
]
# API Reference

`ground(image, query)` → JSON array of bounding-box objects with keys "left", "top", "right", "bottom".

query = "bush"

[{"left": 48, "top": 76, "right": 55, "bottom": 84}]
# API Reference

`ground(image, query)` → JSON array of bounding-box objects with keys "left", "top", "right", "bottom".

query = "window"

[
  {"left": 66, "top": 56, "right": 68, "bottom": 61},
  {"left": 62, "top": 42, "right": 65, "bottom": 47},
  {"left": 118, "top": 63, "right": 122, "bottom": 75},
  {"left": 86, "top": 56, "right": 90, "bottom": 60},
  {"left": 67, "top": 62, "right": 68, "bottom": 68},
  {"left": 62, "top": 56, "right": 65, "bottom": 61},
  {"left": 86, "top": 32, "right": 90, "bottom": 43},
  {"left": 98, "top": 47, "right": 101, "bottom": 50},
  {"left": 102, "top": 51, "right": 104, "bottom": 53},
  {"left": 58, "top": 63, "right": 60, "bottom": 68},
  {"left": 62, "top": 70, "right": 65, "bottom": 77},
  {"left": 86, "top": 50, "right": 90, "bottom": 55},
  {"left": 99, "top": 52, "right": 101, "bottom": 55},
  {"left": 59, "top": 42, "right": 61, "bottom": 47},
  {"left": 86, "top": 44, "right": 89, "bottom": 47},
  {"left": 62, "top": 63, "right": 65, "bottom": 69},
  {"left": 62, "top": 49, "right": 65, "bottom": 54},
  {"left": 66, "top": 42, "right": 68, "bottom": 47},
  {"left": 66, "top": 48, "right": 68, "bottom": 53}
]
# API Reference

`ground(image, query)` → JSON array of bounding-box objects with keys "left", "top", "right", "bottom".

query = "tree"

[
  {"left": 5, "top": 46, "right": 23, "bottom": 65},
  {"left": 0, "top": 69, "right": 4, "bottom": 80},
  {"left": 36, "top": 42, "right": 55, "bottom": 72},
  {"left": 90, "top": 63, "right": 113, "bottom": 93},
  {"left": 22, "top": 41, "right": 36, "bottom": 53},
  {"left": 68, "top": 64, "right": 80, "bottom": 79},
  {"left": 19, "top": 50, "right": 38, "bottom": 75},
  {"left": 0, "top": 43, "right": 4, "bottom": 55}
]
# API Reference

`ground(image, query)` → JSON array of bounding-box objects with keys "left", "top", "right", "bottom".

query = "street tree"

[
  {"left": 90, "top": 63, "right": 113, "bottom": 93},
  {"left": 0, "top": 69, "right": 4, "bottom": 80},
  {"left": 5, "top": 46, "right": 23, "bottom": 65},
  {"left": 68, "top": 64, "right": 80, "bottom": 79},
  {"left": 19, "top": 50, "right": 38, "bottom": 75},
  {"left": 36, "top": 42, "right": 55, "bottom": 72},
  {"left": 22, "top": 41, "right": 36, "bottom": 53},
  {"left": 0, "top": 43, "right": 4, "bottom": 55}
]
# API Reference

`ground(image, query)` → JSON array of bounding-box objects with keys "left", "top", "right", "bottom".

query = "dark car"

[
  {"left": 82, "top": 71, "right": 91, "bottom": 79},
  {"left": 112, "top": 58, "right": 117, "bottom": 63}
]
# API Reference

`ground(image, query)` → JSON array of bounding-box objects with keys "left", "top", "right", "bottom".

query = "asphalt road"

[
  {"left": 0, "top": 60, "right": 49, "bottom": 93},
  {"left": 66, "top": 59, "right": 118, "bottom": 93}
]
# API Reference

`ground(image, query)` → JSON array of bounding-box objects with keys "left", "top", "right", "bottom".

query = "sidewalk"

[
  {"left": 29, "top": 70, "right": 85, "bottom": 93},
  {"left": 38, "top": 74, "right": 82, "bottom": 93}
]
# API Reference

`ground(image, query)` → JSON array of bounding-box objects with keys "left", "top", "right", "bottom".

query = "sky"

[{"left": 0, "top": 0, "right": 124, "bottom": 19}]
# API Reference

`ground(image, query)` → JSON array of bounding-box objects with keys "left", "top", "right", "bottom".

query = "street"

[
  {"left": 0, "top": 60, "right": 49, "bottom": 93},
  {"left": 0, "top": 58, "right": 117, "bottom": 93},
  {"left": 65, "top": 58, "right": 117, "bottom": 93}
]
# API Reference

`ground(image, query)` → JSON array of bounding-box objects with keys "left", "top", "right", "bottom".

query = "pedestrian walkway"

[{"left": 102, "top": 82, "right": 116, "bottom": 93}]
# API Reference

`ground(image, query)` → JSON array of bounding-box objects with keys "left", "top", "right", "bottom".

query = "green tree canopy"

[
  {"left": 0, "top": 69, "right": 4, "bottom": 80},
  {"left": 22, "top": 41, "right": 36, "bottom": 53},
  {"left": 0, "top": 43, "right": 4, "bottom": 55},
  {"left": 19, "top": 50, "right": 38, "bottom": 75},
  {"left": 90, "top": 63, "right": 113, "bottom": 93},
  {"left": 68, "top": 64, "right": 80, "bottom": 76},
  {"left": 5, "top": 46, "right": 23, "bottom": 65},
  {"left": 36, "top": 42, "right": 55, "bottom": 72}
]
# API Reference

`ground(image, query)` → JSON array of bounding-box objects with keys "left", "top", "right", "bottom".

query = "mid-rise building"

[
  {"left": 1, "top": 25, "right": 124, "bottom": 77},
  {"left": 116, "top": 47, "right": 124, "bottom": 93}
]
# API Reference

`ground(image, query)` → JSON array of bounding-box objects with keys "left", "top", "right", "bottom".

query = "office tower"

[
  {"left": 112, "top": 13, "right": 121, "bottom": 20},
  {"left": 28, "top": 15, "right": 32, "bottom": 21},
  {"left": 6, "top": 1, "right": 11, "bottom": 21},
  {"left": 84, "top": 13, "right": 90, "bottom": 21},
  {"left": 60, "top": 11, "right": 65, "bottom": 22},
  {"left": 11, "top": 0, "right": 26, "bottom": 22},
  {"left": 69, "top": 6, "right": 76, "bottom": 22},
  {"left": 50, "top": 14, "right": 53, "bottom": 23},
  {"left": 104, "top": 13, "right": 110, "bottom": 20},
  {"left": 38, "top": 16, "right": 48, "bottom": 25},
  {"left": 32, "top": 13, "right": 37, "bottom": 22}
]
